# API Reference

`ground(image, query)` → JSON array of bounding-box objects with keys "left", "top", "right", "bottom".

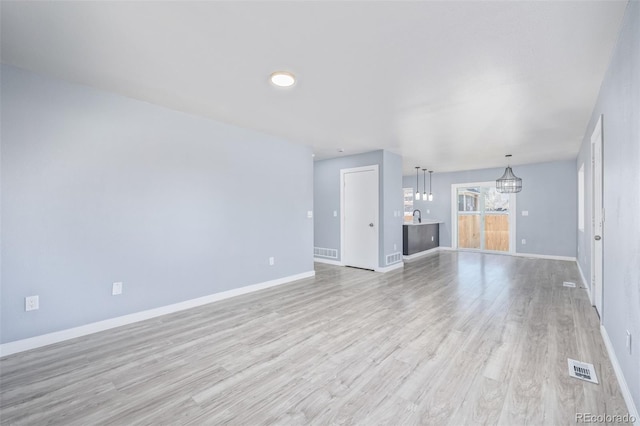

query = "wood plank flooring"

[{"left": 0, "top": 252, "right": 629, "bottom": 425}]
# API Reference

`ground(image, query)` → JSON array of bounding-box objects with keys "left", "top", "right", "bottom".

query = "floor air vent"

[
  {"left": 563, "top": 281, "right": 576, "bottom": 288},
  {"left": 386, "top": 252, "right": 403, "bottom": 265},
  {"left": 568, "top": 358, "right": 598, "bottom": 384},
  {"left": 314, "top": 247, "right": 338, "bottom": 259}
]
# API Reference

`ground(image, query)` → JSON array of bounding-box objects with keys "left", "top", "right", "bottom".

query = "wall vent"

[
  {"left": 563, "top": 281, "right": 576, "bottom": 288},
  {"left": 314, "top": 247, "right": 338, "bottom": 259},
  {"left": 386, "top": 252, "right": 403, "bottom": 265},
  {"left": 568, "top": 358, "right": 598, "bottom": 384}
]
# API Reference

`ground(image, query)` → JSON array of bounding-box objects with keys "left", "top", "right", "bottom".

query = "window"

[
  {"left": 403, "top": 188, "right": 414, "bottom": 221},
  {"left": 453, "top": 182, "right": 515, "bottom": 253},
  {"left": 578, "top": 164, "right": 585, "bottom": 231}
]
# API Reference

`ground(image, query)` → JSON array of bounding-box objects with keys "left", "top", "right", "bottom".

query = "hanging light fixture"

[
  {"left": 415, "top": 166, "right": 420, "bottom": 200},
  {"left": 428, "top": 170, "right": 434, "bottom": 201},
  {"left": 422, "top": 169, "right": 428, "bottom": 200},
  {"left": 496, "top": 154, "right": 522, "bottom": 193}
]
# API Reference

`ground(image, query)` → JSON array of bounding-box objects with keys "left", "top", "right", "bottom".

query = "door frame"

[
  {"left": 340, "top": 165, "right": 379, "bottom": 270},
  {"left": 451, "top": 181, "right": 516, "bottom": 254},
  {"left": 591, "top": 114, "right": 604, "bottom": 320}
]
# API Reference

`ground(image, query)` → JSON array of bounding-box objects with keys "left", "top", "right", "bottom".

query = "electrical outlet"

[
  {"left": 427, "top": 209, "right": 430, "bottom": 214},
  {"left": 112, "top": 282, "right": 123, "bottom": 295},
  {"left": 269, "top": 257, "right": 275, "bottom": 266},
  {"left": 521, "top": 239, "right": 527, "bottom": 245},
  {"left": 626, "top": 330, "right": 632, "bottom": 354},
  {"left": 522, "top": 210, "right": 529, "bottom": 216},
  {"left": 25, "top": 295, "right": 39, "bottom": 311},
  {"left": 307, "top": 211, "right": 313, "bottom": 219}
]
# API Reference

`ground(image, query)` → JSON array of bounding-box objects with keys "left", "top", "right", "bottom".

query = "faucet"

[{"left": 412, "top": 209, "right": 422, "bottom": 223}]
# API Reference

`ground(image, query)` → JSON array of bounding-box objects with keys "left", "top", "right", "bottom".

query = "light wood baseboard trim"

[
  {"left": 0, "top": 270, "right": 316, "bottom": 358},
  {"left": 600, "top": 325, "right": 639, "bottom": 425}
]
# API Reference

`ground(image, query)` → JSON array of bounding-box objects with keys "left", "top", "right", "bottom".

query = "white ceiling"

[{"left": 0, "top": 1, "right": 627, "bottom": 174}]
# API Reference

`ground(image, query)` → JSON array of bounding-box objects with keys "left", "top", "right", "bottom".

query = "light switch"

[
  {"left": 333, "top": 210, "right": 337, "bottom": 217},
  {"left": 522, "top": 210, "right": 529, "bottom": 216},
  {"left": 307, "top": 211, "right": 313, "bottom": 218}
]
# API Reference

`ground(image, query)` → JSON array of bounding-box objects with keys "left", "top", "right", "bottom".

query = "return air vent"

[
  {"left": 314, "top": 247, "right": 338, "bottom": 259},
  {"left": 568, "top": 358, "right": 598, "bottom": 384},
  {"left": 563, "top": 281, "right": 576, "bottom": 288},
  {"left": 386, "top": 252, "right": 403, "bottom": 265}
]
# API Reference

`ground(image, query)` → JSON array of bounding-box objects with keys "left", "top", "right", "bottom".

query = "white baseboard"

[
  {"left": 512, "top": 252, "right": 577, "bottom": 262},
  {"left": 576, "top": 260, "right": 593, "bottom": 304},
  {"left": 0, "top": 270, "right": 316, "bottom": 358},
  {"left": 403, "top": 247, "right": 440, "bottom": 262},
  {"left": 313, "top": 257, "right": 343, "bottom": 266},
  {"left": 600, "top": 325, "right": 639, "bottom": 425},
  {"left": 375, "top": 262, "right": 404, "bottom": 273}
]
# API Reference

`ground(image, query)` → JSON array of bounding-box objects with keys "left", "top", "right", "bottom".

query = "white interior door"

[
  {"left": 342, "top": 166, "right": 378, "bottom": 270},
  {"left": 591, "top": 115, "right": 604, "bottom": 319}
]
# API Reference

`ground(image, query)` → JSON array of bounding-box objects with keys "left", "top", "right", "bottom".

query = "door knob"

[
  {"left": 369, "top": 223, "right": 374, "bottom": 227},
  {"left": 594, "top": 235, "right": 602, "bottom": 241}
]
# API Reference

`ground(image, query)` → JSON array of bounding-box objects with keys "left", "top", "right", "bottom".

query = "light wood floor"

[{"left": 0, "top": 252, "right": 629, "bottom": 425}]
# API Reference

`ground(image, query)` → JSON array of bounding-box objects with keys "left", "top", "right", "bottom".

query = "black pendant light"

[
  {"left": 496, "top": 154, "right": 522, "bottom": 193},
  {"left": 414, "top": 167, "right": 420, "bottom": 200},
  {"left": 428, "top": 170, "right": 434, "bottom": 201},
  {"left": 422, "top": 168, "right": 428, "bottom": 200}
]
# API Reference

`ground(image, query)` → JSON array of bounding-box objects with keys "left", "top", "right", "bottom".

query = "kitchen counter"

[
  {"left": 404, "top": 220, "right": 442, "bottom": 225},
  {"left": 403, "top": 222, "right": 440, "bottom": 255}
]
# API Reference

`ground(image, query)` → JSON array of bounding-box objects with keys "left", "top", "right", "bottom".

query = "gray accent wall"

[
  {"left": 382, "top": 151, "right": 404, "bottom": 262},
  {"left": 577, "top": 0, "right": 639, "bottom": 411},
  {"left": 1, "top": 65, "right": 314, "bottom": 344},
  {"left": 403, "top": 160, "right": 577, "bottom": 258},
  {"left": 313, "top": 150, "right": 403, "bottom": 268}
]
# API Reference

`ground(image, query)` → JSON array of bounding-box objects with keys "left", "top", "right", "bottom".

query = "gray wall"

[
  {"left": 382, "top": 151, "right": 404, "bottom": 262},
  {"left": 1, "top": 65, "right": 314, "bottom": 344},
  {"left": 577, "top": 0, "right": 639, "bottom": 411},
  {"left": 313, "top": 150, "right": 403, "bottom": 268},
  {"left": 403, "top": 159, "right": 577, "bottom": 258}
]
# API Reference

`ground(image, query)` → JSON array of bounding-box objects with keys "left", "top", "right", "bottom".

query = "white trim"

[
  {"left": 403, "top": 247, "right": 440, "bottom": 261},
  {"left": 600, "top": 325, "right": 639, "bottom": 425},
  {"left": 0, "top": 270, "right": 315, "bottom": 358},
  {"left": 340, "top": 164, "right": 379, "bottom": 271},
  {"left": 404, "top": 246, "right": 577, "bottom": 263},
  {"left": 591, "top": 114, "right": 604, "bottom": 322},
  {"left": 577, "top": 260, "right": 593, "bottom": 304},
  {"left": 374, "top": 262, "right": 404, "bottom": 273},
  {"left": 313, "top": 257, "right": 344, "bottom": 266},
  {"left": 511, "top": 252, "right": 576, "bottom": 262}
]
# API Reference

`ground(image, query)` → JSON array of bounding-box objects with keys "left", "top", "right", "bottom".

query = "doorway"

[
  {"left": 341, "top": 165, "right": 379, "bottom": 270},
  {"left": 591, "top": 115, "right": 604, "bottom": 319},
  {"left": 451, "top": 182, "right": 516, "bottom": 253}
]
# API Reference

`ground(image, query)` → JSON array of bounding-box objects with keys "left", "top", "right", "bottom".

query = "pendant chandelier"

[
  {"left": 415, "top": 166, "right": 420, "bottom": 200},
  {"left": 496, "top": 155, "right": 522, "bottom": 193},
  {"left": 422, "top": 168, "right": 428, "bottom": 200},
  {"left": 428, "top": 170, "right": 434, "bottom": 201}
]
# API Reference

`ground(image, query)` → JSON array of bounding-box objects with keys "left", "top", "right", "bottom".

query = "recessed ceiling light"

[{"left": 270, "top": 71, "right": 296, "bottom": 87}]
